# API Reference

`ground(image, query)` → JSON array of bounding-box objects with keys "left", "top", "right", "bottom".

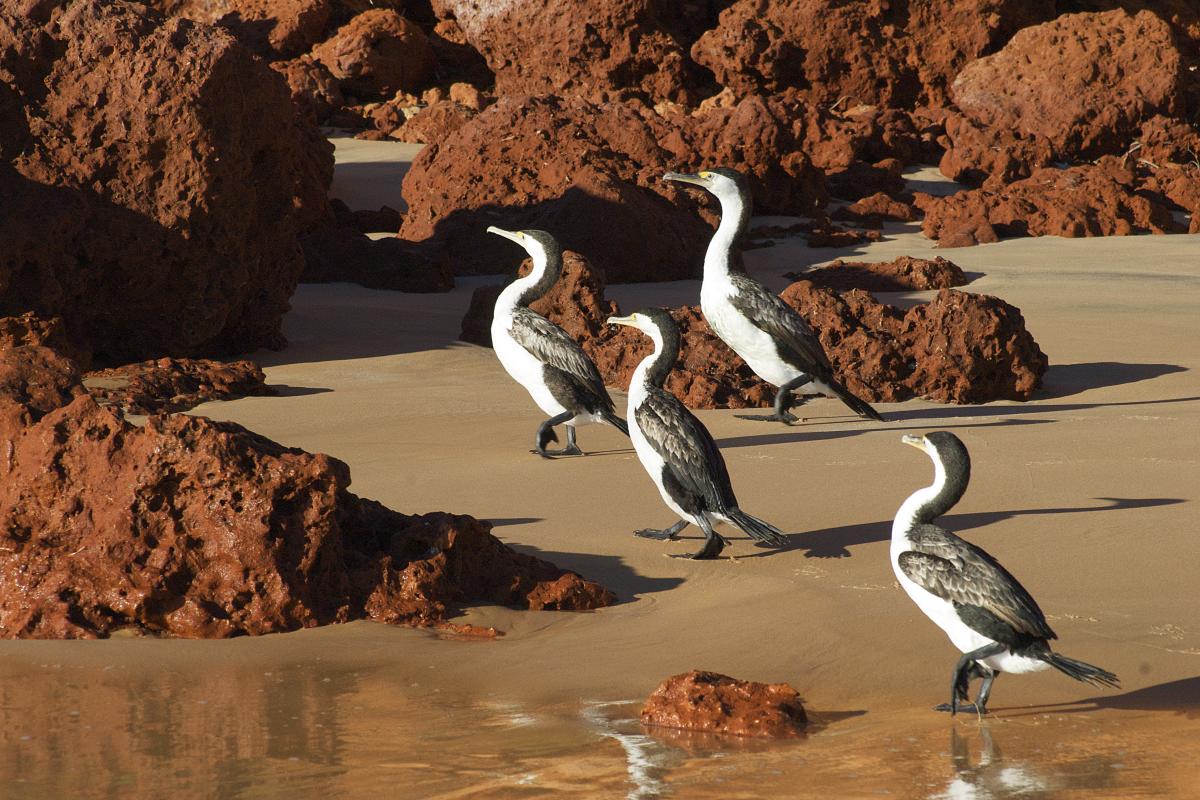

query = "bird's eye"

[{"left": 699, "top": 171, "right": 711, "bottom": 178}]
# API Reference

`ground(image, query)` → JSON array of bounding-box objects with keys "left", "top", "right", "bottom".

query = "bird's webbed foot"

[
  {"left": 634, "top": 520, "right": 688, "bottom": 540},
  {"left": 671, "top": 532, "right": 729, "bottom": 560}
]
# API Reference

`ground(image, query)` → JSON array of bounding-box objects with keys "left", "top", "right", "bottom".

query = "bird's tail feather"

[
  {"left": 1046, "top": 652, "right": 1120, "bottom": 689},
  {"left": 725, "top": 508, "right": 788, "bottom": 548},
  {"left": 828, "top": 379, "right": 883, "bottom": 422},
  {"left": 602, "top": 410, "right": 629, "bottom": 437}
]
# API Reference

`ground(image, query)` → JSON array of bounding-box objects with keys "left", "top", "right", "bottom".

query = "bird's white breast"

[
  {"left": 626, "top": 372, "right": 691, "bottom": 520},
  {"left": 491, "top": 312, "right": 568, "bottom": 417},
  {"left": 701, "top": 278, "right": 802, "bottom": 388}
]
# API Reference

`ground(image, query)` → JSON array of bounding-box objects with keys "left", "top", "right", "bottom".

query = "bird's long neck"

[
  {"left": 703, "top": 187, "right": 749, "bottom": 283},
  {"left": 496, "top": 248, "right": 557, "bottom": 314},
  {"left": 892, "top": 454, "right": 969, "bottom": 540},
  {"left": 631, "top": 322, "right": 679, "bottom": 396}
]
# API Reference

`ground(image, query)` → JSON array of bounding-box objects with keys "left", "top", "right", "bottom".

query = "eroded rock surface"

[
  {"left": 0, "top": 337, "right": 613, "bottom": 639},
  {"left": 0, "top": 1, "right": 332, "bottom": 363},
  {"left": 640, "top": 671, "right": 807, "bottom": 738},
  {"left": 791, "top": 256, "right": 967, "bottom": 293},
  {"left": 84, "top": 358, "right": 274, "bottom": 415},
  {"left": 313, "top": 8, "right": 435, "bottom": 97}
]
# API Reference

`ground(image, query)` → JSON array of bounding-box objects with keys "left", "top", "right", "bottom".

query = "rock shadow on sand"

[
  {"left": 508, "top": 545, "right": 684, "bottom": 604},
  {"left": 763, "top": 497, "right": 1184, "bottom": 559},
  {"left": 1041, "top": 362, "right": 1188, "bottom": 397},
  {"left": 995, "top": 675, "right": 1200, "bottom": 720}
]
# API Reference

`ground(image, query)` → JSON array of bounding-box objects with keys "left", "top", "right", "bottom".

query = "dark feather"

[
  {"left": 726, "top": 272, "right": 835, "bottom": 376},
  {"left": 510, "top": 308, "right": 614, "bottom": 414},
  {"left": 898, "top": 524, "right": 1056, "bottom": 641},
  {"left": 635, "top": 387, "right": 737, "bottom": 515}
]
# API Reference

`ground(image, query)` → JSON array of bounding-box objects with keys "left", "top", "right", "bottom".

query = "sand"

[{"left": 1, "top": 144, "right": 1197, "bottom": 798}]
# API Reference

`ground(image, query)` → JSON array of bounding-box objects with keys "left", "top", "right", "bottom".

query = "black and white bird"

[
  {"left": 664, "top": 168, "right": 882, "bottom": 425},
  {"left": 488, "top": 227, "right": 628, "bottom": 457},
  {"left": 893, "top": 431, "right": 1119, "bottom": 714},
  {"left": 608, "top": 308, "right": 788, "bottom": 559}
]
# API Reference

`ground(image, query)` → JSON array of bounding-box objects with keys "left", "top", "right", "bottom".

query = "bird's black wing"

[
  {"left": 726, "top": 271, "right": 833, "bottom": 375},
  {"left": 509, "top": 308, "right": 612, "bottom": 410},
  {"left": 898, "top": 523, "right": 1057, "bottom": 640},
  {"left": 635, "top": 388, "right": 736, "bottom": 514}
]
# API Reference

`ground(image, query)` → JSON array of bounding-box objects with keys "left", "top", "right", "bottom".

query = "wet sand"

[{"left": 1, "top": 145, "right": 1198, "bottom": 798}]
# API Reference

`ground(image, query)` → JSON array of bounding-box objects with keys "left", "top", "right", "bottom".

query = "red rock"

[
  {"left": 272, "top": 54, "right": 345, "bottom": 122},
  {"left": 429, "top": 0, "right": 699, "bottom": 104},
  {"left": 0, "top": 1, "right": 331, "bottom": 363},
  {"left": 0, "top": 346, "right": 614, "bottom": 639},
  {"left": 388, "top": 99, "right": 477, "bottom": 142},
  {"left": 154, "top": 0, "right": 334, "bottom": 57},
  {"left": 937, "top": 112, "right": 1055, "bottom": 188},
  {"left": 398, "top": 95, "right": 715, "bottom": 282},
  {"left": 916, "top": 159, "right": 1184, "bottom": 243},
  {"left": 300, "top": 225, "right": 454, "bottom": 292},
  {"left": 831, "top": 192, "right": 919, "bottom": 228},
  {"left": 0, "top": 316, "right": 85, "bottom": 426},
  {"left": 952, "top": 10, "right": 1185, "bottom": 161},
  {"left": 691, "top": 0, "right": 1050, "bottom": 107},
  {"left": 313, "top": 9, "right": 435, "bottom": 97},
  {"left": 640, "top": 671, "right": 807, "bottom": 738},
  {"left": 330, "top": 198, "right": 403, "bottom": 233},
  {"left": 84, "top": 358, "right": 273, "bottom": 415},
  {"left": 791, "top": 256, "right": 966, "bottom": 293}
]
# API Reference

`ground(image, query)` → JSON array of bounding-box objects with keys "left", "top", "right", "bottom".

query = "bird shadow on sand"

[
  {"left": 717, "top": 415, "right": 1054, "bottom": 450},
  {"left": 266, "top": 383, "right": 333, "bottom": 398},
  {"left": 506, "top": 545, "right": 685, "bottom": 604},
  {"left": 1040, "top": 362, "right": 1188, "bottom": 398},
  {"left": 738, "top": 496, "right": 1185, "bottom": 560},
  {"left": 990, "top": 675, "right": 1200, "bottom": 720}
]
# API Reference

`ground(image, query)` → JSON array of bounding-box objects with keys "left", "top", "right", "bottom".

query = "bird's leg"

[
  {"left": 532, "top": 412, "right": 581, "bottom": 457},
  {"left": 634, "top": 519, "right": 689, "bottom": 540},
  {"left": 974, "top": 669, "right": 998, "bottom": 715},
  {"left": 672, "top": 516, "right": 728, "bottom": 559},
  {"left": 936, "top": 644, "right": 1005, "bottom": 715},
  {"left": 734, "top": 376, "right": 812, "bottom": 424}
]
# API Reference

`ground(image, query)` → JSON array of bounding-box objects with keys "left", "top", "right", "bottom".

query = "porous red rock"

[
  {"left": 387, "top": 99, "right": 478, "bottom": 142},
  {"left": 640, "top": 671, "right": 807, "bottom": 738},
  {"left": 429, "top": 0, "right": 700, "bottom": 104},
  {"left": 937, "top": 112, "right": 1056, "bottom": 188},
  {"left": 831, "top": 192, "right": 919, "bottom": 228},
  {"left": 691, "top": 0, "right": 1049, "bottom": 107},
  {"left": 313, "top": 9, "right": 435, "bottom": 97},
  {"left": 951, "top": 10, "right": 1185, "bottom": 162},
  {"left": 0, "top": 1, "right": 332, "bottom": 363},
  {"left": 791, "top": 256, "right": 966, "bottom": 293},
  {"left": 0, "top": 316, "right": 85, "bottom": 425},
  {"left": 0, "top": 346, "right": 613, "bottom": 639},
  {"left": 330, "top": 198, "right": 403, "bottom": 233},
  {"left": 398, "top": 95, "right": 714, "bottom": 282},
  {"left": 916, "top": 159, "right": 1183, "bottom": 244},
  {"left": 272, "top": 54, "right": 345, "bottom": 122},
  {"left": 300, "top": 225, "right": 454, "bottom": 292},
  {"left": 84, "top": 358, "right": 274, "bottom": 415},
  {"left": 154, "top": 0, "right": 334, "bottom": 57}
]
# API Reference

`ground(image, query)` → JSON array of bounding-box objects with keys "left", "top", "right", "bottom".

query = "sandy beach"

[{"left": 1, "top": 141, "right": 1197, "bottom": 798}]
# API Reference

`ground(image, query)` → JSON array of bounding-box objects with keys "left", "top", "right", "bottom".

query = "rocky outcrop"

[
  {"left": 429, "top": 0, "right": 701, "bottom": 104},
  {"left": 916, "top": 159, "right": 1183, "bottom": 243},
  {"left": 951, "top": 10, "right": 1185, "bottom": 162},
  {"left": 0, "top": 335, "right": 613, "bottom": 639},
  {"left": 398, "top": 95, "right": 714, "bottom": 282},
  {"left": 154, "top": 0, "right": 334, "bottom": 57},
  {"left": 640, "top": 671, "right": 807, "bottom": 738},
  {"left": 691, "top": 0, "right": 1050, "bottom": 107},
  {"left": 830, "top": 192, "right": 920, "bottom": 228},
  {"left": 271, "top": 53, "right": 345, "bottom": 121},
  {"left": 0, "top": 1, "right": 332, "bottom": 364},
  {"left": 313, "top": 9, "right": 435, "bottom": 97},
  {"left": 790, "top": 256, "right": 967, "bottom": 293},
  {"left": 84, "top": 358, "right": 274, "bottom": 415}
]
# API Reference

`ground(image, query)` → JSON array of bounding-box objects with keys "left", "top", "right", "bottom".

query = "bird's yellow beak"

[
  {"left": 486, "top": 226, "right": 523, "bottom": 243},
  {"left": 607, "top": 314, "right": 639, "bottom": 329},
  {"left": 901, "top": 434, "right": 927, "bottom": 451}
]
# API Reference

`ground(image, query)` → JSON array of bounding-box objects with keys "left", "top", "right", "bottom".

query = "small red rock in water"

[
  {"left": 313, "top": 9, "right": 435, "bottom": 97},
  {"left": 640, "top": 671, "right": 807, "bottom": 738},
  {"left": 84, "top": 358, "right": 274, "bottom": 415},
  {"left": 792, "top": 256, "right": 967, "bottom": 293}
]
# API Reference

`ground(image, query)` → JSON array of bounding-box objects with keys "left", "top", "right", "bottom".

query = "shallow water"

[{"left": 2, "top": 629, "right": 1196, "bottom": 799}]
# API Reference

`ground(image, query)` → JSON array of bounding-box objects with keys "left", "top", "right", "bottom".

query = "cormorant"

[
  {"left": 893, "top": 431, "right": 1119, "bottom": 714},
  {"left": 488, "top": 227, "right": 628, "bottom": 457},
  {"left": 664, "top": 168, "right": 883, "bottom": 425},
  {"left": 609, "top": 308, "right": 789, "bottom": 559}
]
